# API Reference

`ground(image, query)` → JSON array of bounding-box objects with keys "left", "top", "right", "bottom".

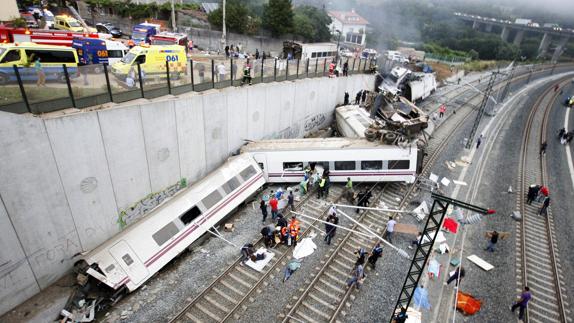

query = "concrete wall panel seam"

[
  {"left": 42, "top": 120, "right": 85, "bottom": 253},
  {"left": 0, "top": 193, "right": 41, "bottom": 290},
  {"left": 138, "top": 107, "right": 155, "bottom": 193},
  {"left": 95, "top": 113, "right": 121, "bottom": 214}
]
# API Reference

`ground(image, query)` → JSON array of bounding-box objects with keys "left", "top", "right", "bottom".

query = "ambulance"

[
  {"left": 54, "top": 15, "right": 96, "bottom": 33},
  {"left": 111, "top": 44, "right": 186, "bottom": 79},
  {"left": 72, "top": 37, "right": 128, "bottom": 71},
  {"left": 0, "top": 42, "right": 78, "bottom": 84}
]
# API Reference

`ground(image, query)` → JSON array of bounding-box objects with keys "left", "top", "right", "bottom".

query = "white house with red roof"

[{"left": 327, "top": 9, "right": 369, "bottom": 47}]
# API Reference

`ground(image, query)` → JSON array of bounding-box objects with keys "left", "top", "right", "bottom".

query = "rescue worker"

[
  {"left": 261, "top": 225, "right": 274, "bottom": 248},
  {"left": 288, "top": 216, "right": 301, "bottom": 247},
  {"left": 344, "top": 91, "right": 350, "bottom": 105},
  {"left": 325, "top": 206, "right": 339, "bottom": 245},
  {"left": 241, "top": 64, "right": 252, "bottom": 85},
  {"left": 280, "top": 225, "right": 289, "bottom": 245},
  {"left": 367, "top": 243, "right": 383, "bottom": 269},
  {"left": 526, "top": 184, "right": 540, "bottom": 204},
  {"left": 345, "top": 177, "right": 354, "bottom": 203},
  {"left": 318, "top": 176, "right": 326, "bottom": 199},
  {"left": 299, "top": 178, "right": 308, "bottom": 194}
]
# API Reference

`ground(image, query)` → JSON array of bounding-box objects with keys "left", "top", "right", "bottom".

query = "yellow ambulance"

[
  {"left": 111, "top": 44, "right": 187, "bottom": 80},
  {"left": 54, "top": 15, "right": 96, "bottom": 33}
]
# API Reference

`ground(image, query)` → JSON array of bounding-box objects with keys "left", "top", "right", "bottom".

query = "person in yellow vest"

[{"left": 318, "top": 176, "right": 326, "bottom": 199}]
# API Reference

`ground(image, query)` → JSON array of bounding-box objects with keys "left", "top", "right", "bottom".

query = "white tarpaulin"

[
  {"left": 245, "top": 248, "right": 275, "bottom": 272},
  {"left": 293, "top": 237, "right": 317, "bottom": 259}
]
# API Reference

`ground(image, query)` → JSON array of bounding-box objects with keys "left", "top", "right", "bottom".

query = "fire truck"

[
  {"left": 0, "top": 25, "right": 100, "bottom": 47},
  {"left": 150, "top": 32, "right": 191, "bottom": 52}
]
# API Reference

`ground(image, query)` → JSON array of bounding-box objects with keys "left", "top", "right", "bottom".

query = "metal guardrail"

[{"left": 0, "top": 57, "right": 376, "bottom": 115}]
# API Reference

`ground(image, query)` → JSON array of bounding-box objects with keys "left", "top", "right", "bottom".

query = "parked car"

[{"left": 96, "top": 22, "right": 122, "bottom": 38}]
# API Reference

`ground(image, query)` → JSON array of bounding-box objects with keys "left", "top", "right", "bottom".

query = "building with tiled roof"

[{"left": 327, "top": 9, "right": 369, "bottom": 47}]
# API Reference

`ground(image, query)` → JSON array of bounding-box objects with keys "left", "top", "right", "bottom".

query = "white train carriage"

[
  {"left": 240, "top": 138, "right": 418, "bottom": 184},
  {"left": 335, "top": 105, "right": 373, "bottom": 138},
  {"left": 78, "top": 154, "right": 265, "bottom": 292}
]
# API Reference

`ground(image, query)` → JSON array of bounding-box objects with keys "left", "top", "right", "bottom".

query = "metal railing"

[{"left": 0, "top": 57, "right": 376, "bottom": 115}]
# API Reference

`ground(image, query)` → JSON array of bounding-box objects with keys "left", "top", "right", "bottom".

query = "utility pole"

[
  {"left": 465, "top": 72, "right": 497, "bottom": 149},
  {"left": 170, "top": 0, "right": 177, "bottom": 32},
  {"left": 221, "top": 0, "right": 226, "bottom": 52}
]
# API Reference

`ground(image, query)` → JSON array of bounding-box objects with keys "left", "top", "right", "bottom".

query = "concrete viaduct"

[{"left": 456, "top": 14, "right": 572, "bottom": 61}]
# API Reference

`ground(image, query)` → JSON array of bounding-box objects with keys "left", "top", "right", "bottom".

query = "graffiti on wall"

[
  {"left": 304, "top": 113, "right": 327, "bottom": 132},
  {"left": 117, "top": 178, "right": 188, "bottom": 229}
]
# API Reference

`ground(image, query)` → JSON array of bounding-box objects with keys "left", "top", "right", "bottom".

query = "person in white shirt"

[
  {"left": 384, "top": 216, "right": 397, "bottom": 244},
  {"left": 217, "top": 62, "right": 226, "bottom": 82}
]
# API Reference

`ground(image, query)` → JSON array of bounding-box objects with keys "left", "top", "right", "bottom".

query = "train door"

[
  {"left": 253, "top": 153, "right": 268, "bottom": 181},
  {"left": 109, "top": 240, "right": 149, "bottom": 285}
]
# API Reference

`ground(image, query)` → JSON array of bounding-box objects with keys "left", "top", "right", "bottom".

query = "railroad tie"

[
  {"left": 212, "top": 287, "right": 238, "bottom": 304},
  {"left": 294, "top": 310, "right": 321, "bottom": 323},
  {"left": 228, "top": 272, "right": 253, "bottom": 288},
  {"left": 204, "top": 295, "right": 230, "bottom": 313},
  {"left": 329, "top": 264, "right": 350, "bottom": 278},
  {"left": 236, "top": 266, "right": 260, "bottom": 281},
  {"left": 308, "top": 292, "right": 337, "bottom": 310},
  {"left": 314, "top": 285, "right": 340, "bottom": 301},
  {"left": 195, "top": 302, "right": 223, "bottom": 322},
  {"left": 302, "top": 301, "right": 331, "bottom": 320},
  {"left": 319, "top": 277, "right": 346, "bottom": 294},
  {"left": 184, "top": 312, "right": 204, "bottom": 323},
  {"left": 221, "top": 279, "right": 246, "bottom": 296},
  {"left": 324, "top": 270, "right": 347, "bottom": 285}
]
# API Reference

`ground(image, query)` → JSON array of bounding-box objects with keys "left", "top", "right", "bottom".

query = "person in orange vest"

[
  {"left": 288, "top": 216, "right": 301, "bottom": 246},
  {"left": 127, "top": 37, "right": 135, "bottom": 49},
  {"left": 280, "top": 226, "right": 289, "bottom": 245}
]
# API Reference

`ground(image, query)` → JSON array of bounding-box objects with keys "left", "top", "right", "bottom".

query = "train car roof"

[
  {"left": 240, "top": 137, "right": 404, "bottom": 152},
  {"left": 82, "top": 153, "right": 257, "bottom": 257}
]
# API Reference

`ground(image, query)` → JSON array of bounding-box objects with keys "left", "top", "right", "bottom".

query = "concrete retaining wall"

[{"left": 0, "top": 74, "right": 374, "bottom": 315}]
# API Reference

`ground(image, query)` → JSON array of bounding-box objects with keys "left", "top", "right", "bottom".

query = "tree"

[
  {"left": 292, "top": 6, "right": 331, "bottom": 42},
  {"left": 468, "top": 49, "right": 479, "bottom": 60},
  {"left": 208, "top": 0, "right": 251, "bottom": 34},
  {"left": 263, "top": 0, "right": 294, "bottom": 37}
]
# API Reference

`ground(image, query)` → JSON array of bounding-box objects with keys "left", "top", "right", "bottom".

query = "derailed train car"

[
  {"left": 70, "top": 154, "right": 265, "bottom": 314},
  {"left": 240, "top": 137, "right": 419, "bottom": 184}
]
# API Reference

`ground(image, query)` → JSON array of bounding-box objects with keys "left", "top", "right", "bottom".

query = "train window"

[
  {"left": 361, "top": 160, "right": 383, "bottom": 170},
  {"left": 122, "top": 254, "right": 134, "bottom": 266},
  {"left": 240, "top": 165, "right": 257, "bottom": 181},
  {"left": 258, "top": 162, "right": 264, "bottom": 170},
  {"left": 334, "top": 161, "right": 356, "bottom": 170},
  {"left": 152, "top": 221, "right": 180, "bottom": 246},
  {"left": 221, "top": 176, "right": 241, "bottom": 194},
  {"left": 283, "top": 162, "right": 303, "bottom": 171},
  {"left": 180, "top": 206, "right": 202, "bottom": 225},
  {"left": 202, "top": 190, "right": 223, "bottom": 209},
  {"left": 105, "top": 264, "right": 115, "bottom": 273},
  {"left": 388, "top": 160, "right": 410, "bottom": 170}
]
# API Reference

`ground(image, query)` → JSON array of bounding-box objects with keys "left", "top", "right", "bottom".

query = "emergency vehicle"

[
  {"left": 0, "top": 42, "right": 78, "bottom": 84},
  {"left": 0, "top": 25, "right": 99, "bottom": 47},
  {"left": 72, "top": 37, "right": 128, "bottom": 70},
  {"left": 150, "top": 32, "right": 191, "bottom": 52},
  {"left": 54, "top": 15, "right": 96, "bottom": 33},
  {"left": 131, "top": 23, "right": 161, "bottom": 44},
  {"left": 111, "top": 45, "right": 186, "bottom": 79}
]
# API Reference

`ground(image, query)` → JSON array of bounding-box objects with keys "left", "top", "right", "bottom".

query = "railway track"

[
  {"left": 516, "top": 79, "right": 570, "bottom": 323},
  {"left": 169, "top": 184, "right": 368, "bottom": 323},
  {"left": 169, "top": 64, "right": 573, "bottom": 323},
  {"left": 279, "top": 71, "right": 501, "bottom": 322}
]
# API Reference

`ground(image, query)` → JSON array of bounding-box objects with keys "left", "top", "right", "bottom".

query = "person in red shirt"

[
  {"left": 269, "top": 195, "right": 279, "bottom": 220},
  {"left": 439, "top": 105, "right": 446, "bottom": 118}
]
